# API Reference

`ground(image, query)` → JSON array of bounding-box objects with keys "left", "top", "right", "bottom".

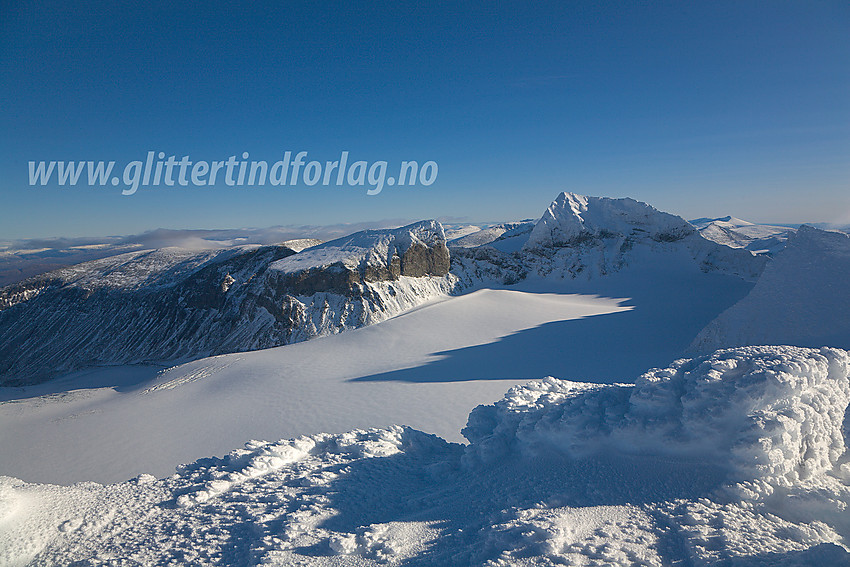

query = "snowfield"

[
  {"left": 690, "top": 215, "right": 795, "bottom": 255},
  {"left": 2, "top": 193, "right": 849, "bottom": 565},
  {"left": 0, "top": 289, "right": 632, "bottom": 485},
  {"left": 2, "top": 346, "right": 848, "bottom": 566},
  {"left": 691, "top": 225, "right": 850, "bottom": 353}
]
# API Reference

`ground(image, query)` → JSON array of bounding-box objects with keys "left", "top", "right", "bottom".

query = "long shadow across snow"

[{"left": 352, "top": 270, "right": 754, "bottom": 384}]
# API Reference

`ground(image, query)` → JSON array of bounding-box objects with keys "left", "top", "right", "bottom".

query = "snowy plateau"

[{"left": 1, "top": 192, "right": 850, "bottom": 566}]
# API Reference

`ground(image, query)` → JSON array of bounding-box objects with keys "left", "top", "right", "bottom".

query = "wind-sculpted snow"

[
  {"left": 0, "top": 222, "right": 455, "bottom": 386},
  {"left": 692, "top": 225, "right": 850, "bottom": 353},
  {"left": 2, "top": 346, "right": 849, "bottom": 566},
  {"left": 464, "top": 346, "right": 850, "bottom": 487}
]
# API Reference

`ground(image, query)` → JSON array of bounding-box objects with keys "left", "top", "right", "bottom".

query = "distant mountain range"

[
  {"left": 3, "top": 192, "right": 849, "bottom": 386},
  {"left": 0, "top": 223, "right": 453, "bottom": 385}
]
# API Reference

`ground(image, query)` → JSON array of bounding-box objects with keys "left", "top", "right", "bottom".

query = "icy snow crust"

[
  {"left": 2, "top": 346, "right": 849, "bottom": 566},
  {"left": 464, "top": 346, "right": 850, "bottom": 486}
]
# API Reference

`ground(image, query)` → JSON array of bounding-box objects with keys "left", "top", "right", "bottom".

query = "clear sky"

[{"left": 1, "top": 1, "right": 848, "bottom": 240}]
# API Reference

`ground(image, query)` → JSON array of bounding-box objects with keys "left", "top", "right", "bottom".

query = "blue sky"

[{"left": 1, "top": 1, "right": 848, "bottom": 239}]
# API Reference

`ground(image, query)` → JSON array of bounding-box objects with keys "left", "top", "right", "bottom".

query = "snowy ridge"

[
  {"left": 0, "top": 223, "right": 455, "bottom": 386},
  {"left": 448, "top": 221, "right": 535, "bottom": 251},
  {"left": 452, "top": 192, "right": 766, "bottom": 286},
  {"left": 270, "top": 220, "right": 447, "bottom": 274},
  {"left": 0, "top": 247, "right": 240, "bottom": 311},
  {"left": 691, "top": 225, "right": 850, "bottom": 353},
  {"left": 692, "top": 215, "right": 794, "bottom": 255},
  {"left": 2, "top": 346, "right": 849, "bottom": 565}
]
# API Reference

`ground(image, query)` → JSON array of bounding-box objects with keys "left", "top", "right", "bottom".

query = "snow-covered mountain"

[
  {"left": 4, "top": 346, "right": 848, "bottom": 566},
  {"left": 0, "top": 222, "right": 423, "bottom": 288},
  {"left": 0, "top": 222, "right": 454, "bottom": 386},
  {"left": 690, "top": 215, "right": 795, "bottom": 255},
  {"left": 691, "top": 225, "right": 850, "bottom": 353},
  {"left": 448, "top": 220, "right": 535, "bottom": 252},
  {"left": 452, "top": 193, "right": 766, "bottom": 286},
  {"left": 3, "top": 193, "right": 850, "bottom": 566},
  {"left": 0, "top": 194, "right": 773, "bottom": 386}
]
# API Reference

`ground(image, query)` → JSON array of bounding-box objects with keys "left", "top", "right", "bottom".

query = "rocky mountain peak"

[{"left": 524, "top": 192, "right": 697, "bottom": 250}]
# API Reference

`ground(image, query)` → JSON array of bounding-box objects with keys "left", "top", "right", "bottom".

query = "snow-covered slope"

[
  {"left": 0, "top": 222, "right": 454, "bottom": 386},
  {"left": 0, "top": 289, "right": 631, "bottom": 484},
  {"left": 3, "top": 346, "right": 848, "bottom": 566},
  {"left": 448, "top": 221, "right": 535, "bottom": 251},
  {"left": 0, "top": 194, "right": 767, "bottom": 386},
  {"left": 691, "top": 215, "right": 794, "bottom": 255},
  {"left": 691, "top": 225, "right": 850, "bottom": 353},
  {"left": 269, "top": 220, "right": 449, "bottom": 280},
  {"left": 526, "top": 192, "right": 695, "bottom": 249},
  {"left": 452, "top": 193, "right": 766, "bottom": 286}
]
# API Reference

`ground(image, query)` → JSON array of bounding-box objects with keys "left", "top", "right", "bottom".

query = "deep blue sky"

[{"left": 1, "top": 1, "right": 848, "bottom": 239}]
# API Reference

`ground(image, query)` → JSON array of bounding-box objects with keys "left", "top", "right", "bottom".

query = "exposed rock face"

[
  {"left": 0, "top": 222, "right": 455, "bottom": 386},
  {"left": 452, "top": 192, "right": 767, "bottom": 287},
  {"left": 525, "top": 192, "right": 696, "bottom": 249},
  {"left": 261, "top": 220, "right": 450, "bottom": 298}
]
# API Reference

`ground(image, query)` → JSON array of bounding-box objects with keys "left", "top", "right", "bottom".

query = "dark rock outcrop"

[{"left": 0, "top": 221, "right": 454, "bottom": 386}]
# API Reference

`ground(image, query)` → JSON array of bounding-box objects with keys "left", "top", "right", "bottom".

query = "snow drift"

[
  {"left": 464, "top": 345, "right": 850, "bottom": 487},
  {"left": 691, "top": 225, "right": 850, "bottom": 353},
  {"left": 2, "top": 346, "right": 849, "bottom": 566}
]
